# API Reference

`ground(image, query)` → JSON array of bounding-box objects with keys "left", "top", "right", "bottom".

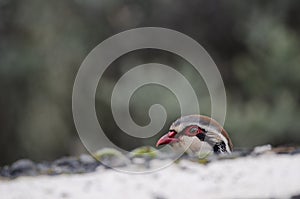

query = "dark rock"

[
  {"left": 0, "top": 165, "right": 11, "bottom": 177},
  {"left": 10, "top": 159, "right": 37, "bottom": 177},
  {"left": 0, "top": 154, "right": 103, "bottom": 178},
  {"left": 79, "top": 154, "right": 100, "bottom": 172},
  {"left": 50, "top": 155, "right": 101, "bottom": 175},
  {"left": 291, "top": 148, "right": 300, "bottom": 155},
  {"left": 291, "top": 193, "right": 300, "bottom": 199},
  {"left": 53, "top": 157, "right": 79, "bottom": 168},
  {"left": 52, "top": 157, "right": 81, "bottom": 174},
  {"left": 36, "top": 162, "right": 52, "bottom": 175}
]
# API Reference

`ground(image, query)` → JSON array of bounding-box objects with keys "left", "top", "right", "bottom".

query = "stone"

[{"left": 10, "top": 159, "right": 37, "bottom": 177}]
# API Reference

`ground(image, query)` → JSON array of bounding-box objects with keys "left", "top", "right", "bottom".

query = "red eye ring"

[{"left": 185, "top": 125, "right": 202, "bottom": 136}]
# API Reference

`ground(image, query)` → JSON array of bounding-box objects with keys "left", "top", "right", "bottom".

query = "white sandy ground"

[{"left": 1, "top": 154, "right": 300, "bottom": 199}]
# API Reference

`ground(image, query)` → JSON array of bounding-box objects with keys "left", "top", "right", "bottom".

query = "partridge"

[{"left": 156, "top": 115, "right": 233, "bottom": 155}]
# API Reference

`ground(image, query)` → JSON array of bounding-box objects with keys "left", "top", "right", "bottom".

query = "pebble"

[
  {"left": 93, "top": 148, "right": 131, "bottom": 168},
  {"left": 0, "top": 155, "right": 101, "bottom": 178},
  {"left": 1, "top": 145, "right": 300, "bottom": 178},
  {"left": 10, "top": 159, "right": 37, "bottom": 178}
]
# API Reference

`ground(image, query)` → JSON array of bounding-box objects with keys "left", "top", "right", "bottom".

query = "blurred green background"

[{"left": 1, "top": 0, "right": 300, "bottom": 166}]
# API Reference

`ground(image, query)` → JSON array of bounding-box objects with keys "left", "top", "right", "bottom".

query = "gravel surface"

[{"left": 1, "top": 148, "right": 300, "bottom": 199}]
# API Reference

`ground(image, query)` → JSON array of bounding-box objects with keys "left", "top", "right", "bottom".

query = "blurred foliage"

[{"left": 1, "top": 0, "right": 300, "bottom": 165}]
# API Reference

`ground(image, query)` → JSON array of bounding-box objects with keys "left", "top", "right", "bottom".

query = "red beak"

[{"left": 156, "top": 131, "right": 179, "bottom": 147}]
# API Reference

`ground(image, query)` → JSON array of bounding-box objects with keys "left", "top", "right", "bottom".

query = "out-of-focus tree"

[{"left": 1, "top": 0, "right": 300, "bottom": 165}]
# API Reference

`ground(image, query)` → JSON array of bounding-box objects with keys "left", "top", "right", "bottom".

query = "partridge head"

[{"left": 156, "top": 115, "right": 233, "bottom": 155}]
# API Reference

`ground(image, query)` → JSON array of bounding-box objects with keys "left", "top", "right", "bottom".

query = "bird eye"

[
  {"left": 185, "top": 126, "right": 200, "bottom": 136},
  {"left": 190, "top": 127, "right": 198, "bottom": 134}
]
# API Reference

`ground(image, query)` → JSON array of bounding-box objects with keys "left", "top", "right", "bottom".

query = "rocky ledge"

[{"left": 1, "top": 145, "right": 300, "bottom": 199}]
